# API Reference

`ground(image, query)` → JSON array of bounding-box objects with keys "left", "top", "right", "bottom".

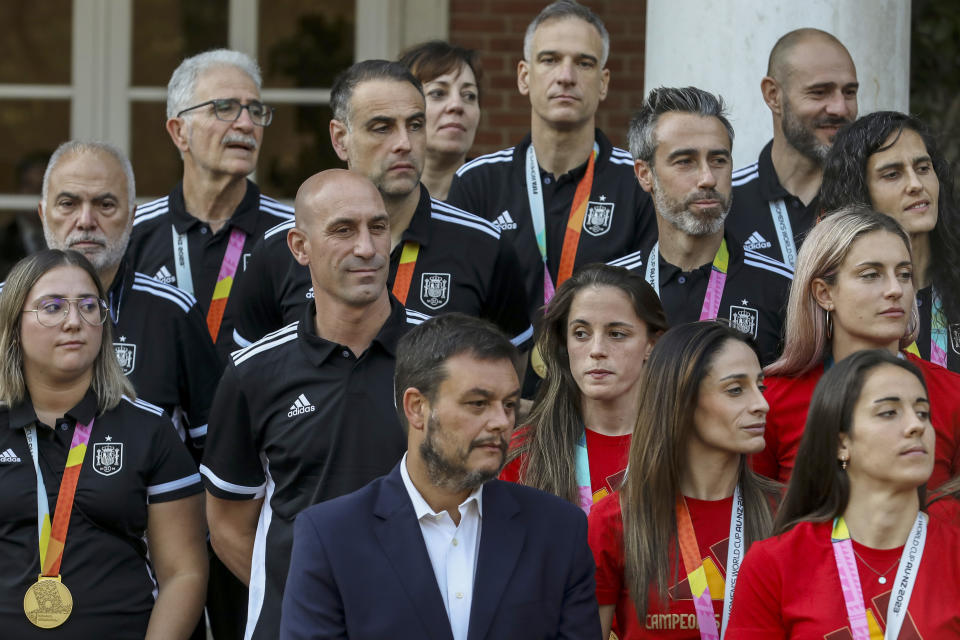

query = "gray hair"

[
  {"left": 166, "top": 48, "right": 262, "bottom": 119},
  {"left": 41, "top": 141, "right": 136, "bottom": 215},
  {"left": 523, "top": 1, "right": 610, "bottom": 68},
  {"left": 628, "top": 86, "right": 735, "bottom": 164},
  {"left": 329, "top": 59, "right": 423, "bottom": 129}
]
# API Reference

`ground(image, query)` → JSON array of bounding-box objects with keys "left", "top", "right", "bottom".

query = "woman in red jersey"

[
  {"left": 501, "top": 264, "right": 667, "bottom": 512},
  {"left": 589, "top": 321, "right": 779, "bottom": 639},
  {"left": 756, "top": 205, "right": 960, "bottom": 489},
  {"left": 728, "top": 349, "right": 960, "bottom": 638}
]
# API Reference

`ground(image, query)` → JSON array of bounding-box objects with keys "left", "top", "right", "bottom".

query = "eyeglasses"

[
  {"left": 24, "top": 296, "right": 109, "bottom": 327},
  {"left": 176, "top": 98, "right": 274, "bottom": 127}
]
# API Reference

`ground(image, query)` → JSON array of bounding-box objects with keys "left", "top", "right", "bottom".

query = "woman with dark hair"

[
  {"left": 728, "top": 349, "right": 960, "bottom": 637},
  {"left": 589, "top": 321, "right": 779, "bottom": 639},
  {"left": 820, "top": 111, "right": 960, "bottom": 373},
  {"left": 501, "top": 264, "right": 667, "bottom": 509},
  {"left": 756, "top": 205, "right": 960, "bottom": 490},
  {"left": 399, "top": 40, "right": 482, "bottom": 200},
  {"left": 0, "top": 250, "right": 207, "bottom": 638}
]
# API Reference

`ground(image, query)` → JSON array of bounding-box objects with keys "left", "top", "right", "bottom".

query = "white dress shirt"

[{"left": 400, "top": 453, "right": 483, "bottom": 640}]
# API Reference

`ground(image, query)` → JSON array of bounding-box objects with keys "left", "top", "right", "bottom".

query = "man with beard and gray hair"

[
  {"left": 609, "top": 87, "right": 792, "bottom": 365},
  {"left": 727, "top": 28, "right": 858, "bottom": 269},
  {"left": 280, "top": 313, "right": 600, "bottom": 640}
]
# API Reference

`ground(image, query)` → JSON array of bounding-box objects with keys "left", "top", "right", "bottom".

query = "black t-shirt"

[
  {"left": 125, "top": 179, "right": 294, "bottom": 361},
  {"left": 727, "top": 140, "right": 818, "bottom": 270},
  {"left": 0, "top": 390, "right": 202, "bottom": 639},
  {"left": 609, "top": 232, "right": 792, "bottom": 365},
  {"left": 447, "top": 129, "right": 658, "bottom": 319},
  {"left": 105, "top": 261, "right": 221, "bottom": 451},
  {"left": 200, "top": 298, "right": 415, "bottom": 640},
  {"left": 231, "top": 186, "right": 532, "bottom": 349}
]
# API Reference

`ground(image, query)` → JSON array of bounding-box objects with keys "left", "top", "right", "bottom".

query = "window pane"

[
  {"left": 0, "top": 100, "right": 69, "bottom": 193},
  {"left": 0, "top": 3, "right": 71, "bottom": 84},
  {"left": 258, "top": 104, "right": 343, "bottom": 199},
  {"left": 259, "top": 0, "right": 354, "bottom": 88},
  {"left": 130, "top": 101, "right": 183, "bottom": 198},
  {"left": 132, "top": 0, "right": 229, "bottom": 87}
]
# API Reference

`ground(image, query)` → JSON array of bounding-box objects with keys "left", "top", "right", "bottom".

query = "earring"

[
  {"left": 840, "top": 457, "right": 848, "bottom": 471},
  {"left": 826, "top": 309, "right": 833, "bottom": 339}
]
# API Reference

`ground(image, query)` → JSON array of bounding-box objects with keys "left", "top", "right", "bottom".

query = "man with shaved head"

[
  {"left": 727, "top": 28, "right": 858, "bottom": 269},
  {"left": 201, "top": 169, "right": 419, "bottom": 639}
]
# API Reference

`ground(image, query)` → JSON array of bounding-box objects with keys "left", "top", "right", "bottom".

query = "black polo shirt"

[
  {"left": 916, "top": 285, "right": 960, "bottom": 373},
  {"left": 231, "top": 185, "right": 532, "bottom": 350},
  {"left": 125, "top": 179, "right": 294, "bottom": 361},
  {"left": 727, "top": 140, "right": 818, "bottom": 270},
  {"left": 0, "top": 390, "right": 202, "bottom": 639},
  {"left": 447, "top": 129, "right": 658, "bottom": 319},
  {"left": 609, "top": 232, "right": 792, "bottom": 366},
  {"left": 200, "top": 298, "right": 415, "bottom": 640}
]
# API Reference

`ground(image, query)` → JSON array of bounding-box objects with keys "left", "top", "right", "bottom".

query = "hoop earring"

[{"left": 826, "top": 309, "right": 833, "bottom": 339}]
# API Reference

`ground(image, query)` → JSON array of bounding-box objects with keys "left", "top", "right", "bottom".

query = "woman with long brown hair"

[
  {"left": 728, "top": 349, "right": 960, "bottom": 637},
  {"left": 501, "top": 263, "right": 667, "bottom": 510},
  {"left": 589, "top": 321, "right": 778, "bottom": 639}
]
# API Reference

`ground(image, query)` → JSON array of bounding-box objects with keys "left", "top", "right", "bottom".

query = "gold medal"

[
  {"left": 531, "top": 344, "right": 547, "bottom": 379},
  {"left": 24, "top": 575, "right": 73, "bottom": 629}
]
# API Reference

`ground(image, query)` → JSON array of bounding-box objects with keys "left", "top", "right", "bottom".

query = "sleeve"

[
  {"left": 486, "top": 238, "right": 534, "bottom": 350},
  {"left": 145, "top": 412, "right": 203, "bottom": 504},
  {"left": 446, "top": 169, "right": 491, "bottom": 220},
  {"left": 724, "top": 541, "right": 786, "bottom": 640},
  {"left": 279, "top": 509, "right": 348, "bottom": 640},
  {"left": 199, "top": 363, "right": 267, "bottom": 500},
  {"left": 559, "top": 509, "right": 602, "bottom": 640},
  {"left": 175, "top": 298, "right": 224, "bottom": 449},
  {"left": 232, "top": 235, "right": 282, "bottom": 349},
  {"left": 588, "top": 497, "right": 624, "bottom": 605}
]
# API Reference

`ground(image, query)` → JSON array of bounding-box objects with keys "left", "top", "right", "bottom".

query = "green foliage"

[{"left": 911, "top": 0, "right": 960, "bottom": 169}]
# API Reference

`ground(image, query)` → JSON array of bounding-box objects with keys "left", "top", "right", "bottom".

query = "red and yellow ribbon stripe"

[
  {"left": 40, "top": 421, "right": 93, "bottom": 577},
  {"left": 392, "top": 241, "right": 420, "bottom": 305},
  {"left": 205, "top": 228, "right": 247, "bottom": 342},
  {"left": 555, "top": 146, "right": 598, "bottom": 287}
]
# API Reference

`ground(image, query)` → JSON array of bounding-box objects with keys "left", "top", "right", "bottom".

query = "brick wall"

[{"left": 449, "top": 0, "right": 647, "bottom": 156}]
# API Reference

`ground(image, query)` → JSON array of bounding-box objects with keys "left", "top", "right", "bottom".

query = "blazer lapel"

[
  {"left": 467, "top": 481, "right": 524, "bottom": 640},
  {"left": 374, "top": 465, "right": 454, "bottom": 640}
]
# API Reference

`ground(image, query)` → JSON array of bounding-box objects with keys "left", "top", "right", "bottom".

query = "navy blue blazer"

[{"left": 279, "top": 462, "right": 601, "bottom": 640}]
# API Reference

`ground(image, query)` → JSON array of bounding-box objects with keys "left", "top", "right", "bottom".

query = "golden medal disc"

[
  {"left": 24, "top": 575, "right": 73, "bottom": 629},
  {"left": 531, "top": 344, "right": 547, "bottom": 378}
]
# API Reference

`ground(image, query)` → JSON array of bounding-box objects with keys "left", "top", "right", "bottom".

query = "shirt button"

[
  {"left": 341, "top": 349, "right": 350, "bottom": 358},
  {"left": 543, "top": 176, "right": 551, "bottom": 184},
  {"left": 452, "top": 538, "right": 459, "bottom": 547},
  {"left": 455, "top": 592, "right": 464, "bottom": 599},
  {"left": 200, "top": 227, "right": 208, "bottom": 234},
  {"left": 678, "top": 276, "right": 687, "bottom": 284}
]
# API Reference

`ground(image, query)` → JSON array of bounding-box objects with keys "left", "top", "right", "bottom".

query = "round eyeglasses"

[
  {"left": 24, "top": 296, "right": 109, "bottom": 327},
  {"left": 176, "top": 98, "right": 274, "bottom": 127}
]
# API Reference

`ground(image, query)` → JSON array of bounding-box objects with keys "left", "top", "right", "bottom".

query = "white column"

[{"left": 643, "top": 0, "right": 911, "bottom": 167}]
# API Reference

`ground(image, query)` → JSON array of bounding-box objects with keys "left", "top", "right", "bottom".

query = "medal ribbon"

[
  {"left": 392, "top": 241, "right": 421, "bottom": 305},
  {"left": 525, "top": 142, "right": 600, "bottom": 304},
  {"left": 905, "top": 288, "right": 947, "bottom": 367},
  {"left": 768, "top": 199, "right": 797, "bottom": 269},
  {"left": 646, "top": 239, "right": 730, "bottom": 321},
  {"left": 205, "top": 228, "right": 246, "bottom": 343},
  {"left": 573, "top": 430, "right": 593, "bottom": 514},
  {"left": 831, "top": 513, "right": 927, "bottom": 640},
  {"left": 674, "top": 486, "right": 743, "bottom": 640},
  {"left": 24, "top": 419, "right": 94, "bottom": 577}
]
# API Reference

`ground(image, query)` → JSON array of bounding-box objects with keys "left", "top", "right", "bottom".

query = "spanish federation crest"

[
  {"left": 950, "top": 323, "right": 960, "bottom": 356},
  {"left": 92, "top": 441, "right": 123, "bottom": 476},
  {"left": 583, "top": 200, "right": 615, "bottom": 236},
  {"left": 728, "top": 305, "right": 759, "bottom": 339},
  {"left": 420, "top": 273, "right": 451, "bottom": 310},
  {"left": 113, "top": 341, "right": 136, "bottom": 375}
]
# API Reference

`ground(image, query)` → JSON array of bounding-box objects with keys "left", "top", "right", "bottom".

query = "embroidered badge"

[
  {"left": 92, "top": 441, "right": 123, "bottom": 476},
  {"left": 420, "top": 273, "right": 451, "bottom": 310},
  {"left": 728, "top": 305, "right": 759, "bottom": 339},
  {"left": 113, "top": 340, "right": 136, "bottom": 375},
  {"left": 583, "top": 201, "right": 615, "bottom": 236}
]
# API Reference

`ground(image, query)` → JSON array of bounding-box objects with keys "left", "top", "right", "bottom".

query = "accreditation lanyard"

[
  {"left": 768, "top": 199, "right": 797, "bottom": 269},
  {"left": 646, "top": 239, "right": 730, "bottom": 321},
  {"left": 524, "top": 142, "right": 599, "bottom": 304},
  {"left": 905, "top": 288, "right": 947, "bottom": 367},
  {"left": 674, "top": 486, "right": 743, "bottom": 640},
  {"left": 573, "top": 429, "right": 593, "bottom": 514},
  {"left": 392, "top": 241, "right": 421, "bottom": 305},
  {"left": 172, "top": 225, "right": 246, "bottom": 342},
  {"left": 24, "top": 420, "right": 94, "bottom": 577},
  {"left": 831, "top": 513, "right": 927, "bottom": 640}
]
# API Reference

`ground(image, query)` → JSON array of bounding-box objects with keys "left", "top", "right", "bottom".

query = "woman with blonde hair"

[
  {"left": 0, "top": 250, "right": 206, "bottom": 638},
  {"left": 756, "top": 205, "right": 960, "bottom": 489}
]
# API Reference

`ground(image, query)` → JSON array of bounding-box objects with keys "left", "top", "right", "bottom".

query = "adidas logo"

[
  {"left": 492, "top": 210, "right": 518, "bottom": 231},
  {"left": 0, "top": 448, "right": 21, "bottom": 463},
  {"left": 154, "top": 266, "right": 176, "bottom": 284},
  {"left": 305, "top": 287, "right": 314, "bottom": 299},
  {"left": 287, "top": 393, "right": 316, "bottom": 417},
  {"left": 744, "top": 231, "right": 772, "bottom": 251}
]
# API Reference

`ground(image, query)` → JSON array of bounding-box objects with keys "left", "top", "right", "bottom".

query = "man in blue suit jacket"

[{"left": 280, "top": 314, "right": 600, "bottom": 640}]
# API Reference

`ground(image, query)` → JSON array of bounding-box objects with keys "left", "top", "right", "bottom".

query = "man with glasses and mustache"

[
  {"left": 727, "top": 28, "right": 858, "bottom": 270},
  {"left": 610, "top": 87, "right": 792, "bottom": 366},
  {"left": 280, "top": 313, "right": 600, "bottom": 640},
  {"left": 126, "top": 49, "right": 293, "bottom": 364}
]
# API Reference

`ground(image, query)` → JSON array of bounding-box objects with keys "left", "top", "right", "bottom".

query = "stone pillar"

[{"left": 642, "top": 0, "right": 911, "bottom": 167}]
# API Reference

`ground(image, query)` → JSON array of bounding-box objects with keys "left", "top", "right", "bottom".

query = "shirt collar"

[
  {"left": 399, "top": 452, "right": 484, "bottom": 520},
  {"left": 757, "top": 139, "right": 793, "bottom": 202},
  {"left": 6, "top": 388, "right": 99, "bottom": 430},
  {"left": 399, "top": 185, "right": 434, "bottom": 248},
  {"left": 296, "top": 295, "right": 409, "bottom": 366},
  {"left": 106, "top": 259, "right": 132, "bottom": 322},
  {"left": 168, "top": 178, "right": 262, "bottom": 236},
  {"left": 518, "top": 128, "right": 612, "bottom": 180},
  {"left": 658, "top": 229, "right": 743, "bottom": 272}
]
